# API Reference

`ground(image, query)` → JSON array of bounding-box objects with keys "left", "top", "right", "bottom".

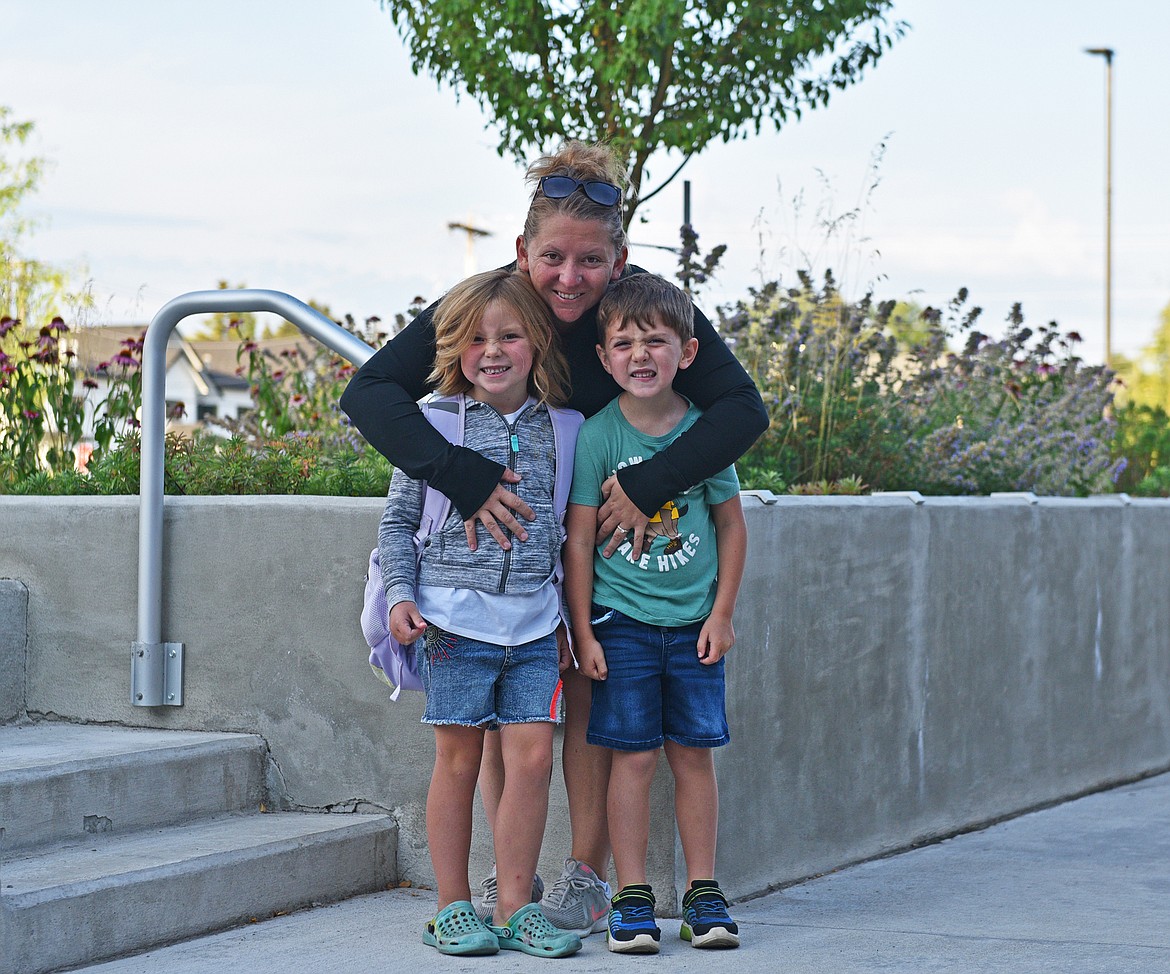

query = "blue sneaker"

[
  {"left": 606, "top": 885, "right": 660, "bottom": 954},
  {"left": 680, "top": 882, "right": 740, "bottom": 949}
]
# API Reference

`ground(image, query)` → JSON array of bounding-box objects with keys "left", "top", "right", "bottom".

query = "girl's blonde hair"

[
  {"left": 523, "top": 140, "right": 631, "bottom": 255},
  {"left": 428, "top": 269, "right": 570, "bottom": 406}
]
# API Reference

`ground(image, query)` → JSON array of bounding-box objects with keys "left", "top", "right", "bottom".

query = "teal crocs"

[
  {"left": 489, "top": 902, "right": 583, "bottom": 958},
  {"left": 423, "top": 900, "right": 500, "bottom": 955}
]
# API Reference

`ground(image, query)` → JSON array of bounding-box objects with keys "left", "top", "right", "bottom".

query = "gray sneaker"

[
  {"left": 539, "top": 857, "right": 612, "bottom": 936},
  {"left": 475, "top": 865, "right": 545, "bottom": 923}
]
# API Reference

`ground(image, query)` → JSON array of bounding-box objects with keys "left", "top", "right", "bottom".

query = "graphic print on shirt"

[{"left": 611, "top": 456, "right": 699, "bottom": 573}]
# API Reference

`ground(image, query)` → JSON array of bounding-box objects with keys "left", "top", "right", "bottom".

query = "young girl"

[{"left": 377, "top": 268, "right": 583, "bottom": 958}]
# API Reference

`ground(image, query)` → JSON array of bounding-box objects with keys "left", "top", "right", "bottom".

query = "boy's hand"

[
  {"left": 389, "top": 601, "right": 427, "bottom": 644},
  {"left": 577, "top": 636, "right": 609, "bottom": 681},
  {"left": 697, "top": 614, "right": 735, "bottom": 664},
  {"left": 464, "top": 469, "right": 536, "bottom": 552},
  {"left": 597, "top": 474, "right": 650, "bottom": 558}
]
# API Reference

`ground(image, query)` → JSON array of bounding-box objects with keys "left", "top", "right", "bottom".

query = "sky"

[{"left": 2, "top": 0, "right": 1168, "bottom": 364}]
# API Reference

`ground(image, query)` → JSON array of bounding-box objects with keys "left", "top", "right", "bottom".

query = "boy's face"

[{"left": 596, "top": 315, "right": 699, "bottom": 402}]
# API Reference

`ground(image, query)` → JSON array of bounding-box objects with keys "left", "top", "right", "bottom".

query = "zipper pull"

[{"left": 510, "top": 433, "right": 519, "bottom": 453}]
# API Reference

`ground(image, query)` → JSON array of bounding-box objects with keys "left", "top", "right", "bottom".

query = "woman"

[{"left": 340, "top": 141, "right": 767, "bottom": 934}]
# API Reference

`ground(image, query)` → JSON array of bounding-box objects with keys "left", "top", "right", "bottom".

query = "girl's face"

[
  {"left": 516, "top": 213, "right": 628, "bottom": 327},
  {"left": 460, "top": 300, "right": 535, "bottom": 413}
]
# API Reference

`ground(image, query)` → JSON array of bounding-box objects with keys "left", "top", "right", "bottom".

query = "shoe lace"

[
  {"left": 479, "top": 871, "right": 497, "bottom": 902},
  {"left": 543, "top": 873, "right": 590, "bottom": 907},
  {"left": 688, "top": 891, "right": 729, "bottom": 923},
  {"left": 616, "top": 898, "right": 654, "bottom": 924},
  {"left": 544, "top": 861, "right": 608, "bottom": 907}
]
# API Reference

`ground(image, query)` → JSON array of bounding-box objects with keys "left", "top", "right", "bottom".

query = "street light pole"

[{"left": 1085, "top": 47, "right": 1114, "bottom": 368}]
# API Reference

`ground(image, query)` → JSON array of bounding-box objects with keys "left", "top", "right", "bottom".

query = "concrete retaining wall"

[
  {"left": 0, "top": 579, "right": 27, "bottom": 723},
  {"left": 2, "top": 494, "right": 1169, "bottom": 907}
]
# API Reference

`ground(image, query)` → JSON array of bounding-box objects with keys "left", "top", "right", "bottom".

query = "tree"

[
  {"left": 1, "top": 106, "right": 82, "bottom": 325},
  {"left": 379, "top": 1, "right": 904, "bottom": 226},
  {"left": 1115, "top": 300, "right": 1170, "bottom": 412}
]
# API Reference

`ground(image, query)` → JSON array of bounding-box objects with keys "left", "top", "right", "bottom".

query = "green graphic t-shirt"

[{"left": 569, "top": 397, "right": 740, "bottom": 627}]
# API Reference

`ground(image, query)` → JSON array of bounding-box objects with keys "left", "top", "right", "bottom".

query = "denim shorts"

[
  {"left": 419, "top": 626, "right": 562, "bottom": 727},
  {"left": 586, "top": 605, "right": 730, "bottom": 752}
]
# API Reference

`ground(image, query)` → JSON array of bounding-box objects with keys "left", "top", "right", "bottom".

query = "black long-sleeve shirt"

[{"left": 339, "top": 264, "right": 768, "bottom": 519}]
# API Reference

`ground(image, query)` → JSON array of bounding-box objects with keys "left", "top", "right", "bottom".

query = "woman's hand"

[
  {"left": 389, "top": 601, "right": 427, "bottom": 645},
  {"left": 596, "top": 474, "right": 651, "bottom": 559},
  {"left": 463, "top": 468, "right": 536, "bottom": 551}
]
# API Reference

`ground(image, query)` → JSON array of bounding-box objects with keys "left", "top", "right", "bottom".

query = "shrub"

[
  {"left": 723, "top": 275, "right": 1119, "bottom": 496},
  {"left": 1111, "top": 402, "right": 1170, "bottom": 497},
  {"left": 1, "top": 310, "right": 393, "bottom": 497}
]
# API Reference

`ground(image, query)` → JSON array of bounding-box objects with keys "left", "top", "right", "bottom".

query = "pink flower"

[{"left": 0, "top": 316, "right": 18, "bottom": 337}]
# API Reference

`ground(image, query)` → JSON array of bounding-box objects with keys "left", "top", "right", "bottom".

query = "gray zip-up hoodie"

[{"left": 378, "top": 398, "right": 562, "bottom": 612}]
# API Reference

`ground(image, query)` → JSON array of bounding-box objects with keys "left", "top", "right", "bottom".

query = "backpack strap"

[
  {"left": 547, "top": 405, "right": 585, "bottom": 667},
  {"left": 413, "top": 394, "right": 465, "bottom": 552},
  {"left": 548, "top": 405, "right": 584, "bottom": 523}
]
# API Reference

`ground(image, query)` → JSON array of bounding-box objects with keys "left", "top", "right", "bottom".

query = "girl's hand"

[
  {"left": 464, "top": 468, "right": 536, "bottom": 552},
  {"left": 389, "top": 601, "right": 427, "bottom": 644},
  {"left": 555, "top": 622, "right": 577, "bottom": 673},
  {"left": 596, "top": 474, "right": 651, "bottom": 559}
]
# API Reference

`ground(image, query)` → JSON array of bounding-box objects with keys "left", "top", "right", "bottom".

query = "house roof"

[{"left": 69, "top": 326, "right": 318, "bottom": 396}]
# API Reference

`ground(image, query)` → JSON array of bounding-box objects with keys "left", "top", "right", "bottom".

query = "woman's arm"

[{"left": 600, "top": 300, "right": 768, "bottom": 530}]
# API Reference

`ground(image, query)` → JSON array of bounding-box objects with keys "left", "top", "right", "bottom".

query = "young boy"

[{"left": 564, "top": 273, "right": 748, "bottom": 954}]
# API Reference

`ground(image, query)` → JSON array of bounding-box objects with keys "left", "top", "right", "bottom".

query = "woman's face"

[{"left": 516, "top": 214, "right": 628, "bottom": 326}]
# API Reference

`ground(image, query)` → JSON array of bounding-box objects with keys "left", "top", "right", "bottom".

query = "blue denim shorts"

[
  {"left": 419, "top": 626, "right": 562, "bottom": 727},
  {"left": 586, "top": 605, "right": 730, "bottom": 752}
]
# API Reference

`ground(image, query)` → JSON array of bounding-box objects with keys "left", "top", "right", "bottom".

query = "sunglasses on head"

[{"left": 539, "top": 175, "right": 622, "bottom": 207}]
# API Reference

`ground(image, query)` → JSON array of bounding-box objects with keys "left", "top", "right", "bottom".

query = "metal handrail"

[{"left": 131, "top": 290, "right": 375, "bottom": 706}]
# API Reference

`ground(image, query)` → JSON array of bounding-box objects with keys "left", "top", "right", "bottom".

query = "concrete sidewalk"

[{"left": 76, "top": 772, "right": 1170, "bottom": 974}]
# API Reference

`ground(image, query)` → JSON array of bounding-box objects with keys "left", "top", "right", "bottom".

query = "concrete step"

[
  {"left": 0, "top": 724, "right": 398, "bottom": 974},
  {"left": 0, "top": 724, "right": 268, "bottom": 852},
  {"left": 1, "top": 810, "right": 396, "bottom": 974}
]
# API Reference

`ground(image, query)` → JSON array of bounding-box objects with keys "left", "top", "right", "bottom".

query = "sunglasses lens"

[
  {"left": 540, "top": 175, "right": 621, "bottom": 206},
  {"left": 583, "top": 181, "right": 621, "bottom": 206},
  {"left": 541, "top": 176, "right": 578, "bottom": 199}
]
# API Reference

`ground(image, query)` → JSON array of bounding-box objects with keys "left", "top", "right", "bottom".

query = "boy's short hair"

[{"left": 596, "top": 273, "right": 694, "bottom": 345}]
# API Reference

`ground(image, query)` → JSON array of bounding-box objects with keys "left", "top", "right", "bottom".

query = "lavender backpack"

[{"left": 361, "top": 394, "right": 582, "bottom": 699}]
